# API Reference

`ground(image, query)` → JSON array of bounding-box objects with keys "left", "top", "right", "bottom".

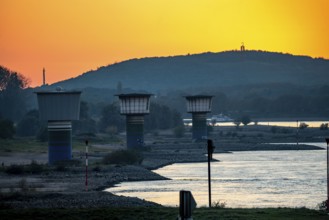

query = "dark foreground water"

[{"left": 105, "top": 143, "right": 327, "bottom": 209}]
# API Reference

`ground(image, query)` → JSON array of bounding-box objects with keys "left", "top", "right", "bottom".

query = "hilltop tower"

[
  {"left": 116, "top": 93, "right": 152, "bottom": 148},
  {"left": 240, "top": 42, "right": 245, "bottom": 51},
  {"left": 35, "top": 88, "right": 81, "bottom": 164},
  {"left": 185, "top": 95, "right": 213, "bottom": 141}
]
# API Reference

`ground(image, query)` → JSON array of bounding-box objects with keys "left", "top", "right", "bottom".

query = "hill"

[{"left": 49, "top": 50, "right": 329, "bottom": 92}]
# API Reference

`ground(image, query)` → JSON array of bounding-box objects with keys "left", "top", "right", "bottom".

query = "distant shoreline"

[
  {"left": 183, "top": 118, "right": 329, "bottom": 128},
  {"left": 251, "top": 117, "right": 329, "bottom": 122}
]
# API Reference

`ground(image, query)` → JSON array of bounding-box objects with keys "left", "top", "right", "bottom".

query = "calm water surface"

[
  {"left": 183, "top": 120, "right": 329, "bottom": 127},
  {"left": 105, "top": 143, "right": 327, "bottom": 209}
]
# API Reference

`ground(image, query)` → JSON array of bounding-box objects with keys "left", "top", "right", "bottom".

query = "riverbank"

[
  {"left": 0, "top": 124, "right": 327, "bottom": 209},
  {"left": 0, "top": 164, "right": 168, "bottom": 208},
  {"left": 0, "top": 142, "right": 323, "bottom": 209}
]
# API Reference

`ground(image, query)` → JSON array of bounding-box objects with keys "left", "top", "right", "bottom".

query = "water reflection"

[{"left": 105, "top": 144, "right": 327, "bottom": 209}]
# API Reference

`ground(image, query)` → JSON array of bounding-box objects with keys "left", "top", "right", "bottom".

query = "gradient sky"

[{"left": 1, "top": 0, "right": 328, "bottom": 87}]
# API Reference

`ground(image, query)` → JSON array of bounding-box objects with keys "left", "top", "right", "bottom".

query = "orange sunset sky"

[{"left": 1, "top": 0, "right": 329, "bottom": 87}]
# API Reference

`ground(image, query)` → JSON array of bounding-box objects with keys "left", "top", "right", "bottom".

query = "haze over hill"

[{"left": 48, "top": 50, "right": 329, "bottom": 92}]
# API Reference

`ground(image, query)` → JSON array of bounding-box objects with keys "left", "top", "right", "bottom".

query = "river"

[
  {"left": 183, "top": 120, "right": 329, "bottom": 128},
  {"left": 105, "top": 143, "right": 327, "bottom": 209}
]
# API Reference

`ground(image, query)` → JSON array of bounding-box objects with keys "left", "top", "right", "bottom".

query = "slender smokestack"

[{"left": 43, "top": 68, "right": 46, "bottom": 86}]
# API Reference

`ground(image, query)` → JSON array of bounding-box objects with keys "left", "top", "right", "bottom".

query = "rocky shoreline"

[
  {"left": 0, "top": 142, "right": 324, "bottom": 209},
  {"left": 1, "top": 192, "right": 160, "bottom": 209}
]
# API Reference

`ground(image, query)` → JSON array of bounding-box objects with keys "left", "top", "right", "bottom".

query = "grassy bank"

[{"left": 1, "top": 207, "right": 329, "bottom": 220}]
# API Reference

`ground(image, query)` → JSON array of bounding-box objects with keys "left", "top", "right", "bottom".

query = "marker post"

[{"left": 85, "top": 140, "right": 88, "bottom": 192}]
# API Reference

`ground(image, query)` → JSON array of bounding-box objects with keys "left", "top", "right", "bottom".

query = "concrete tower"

[
  {"left": 185, "top": 95, "right": 213, "bottom": 141},
  {"left": 35, "top": 88, "right": 81, "bottom": 164},
  {"left": 116, "top": 93, "right": 152, "bottom": 149}
]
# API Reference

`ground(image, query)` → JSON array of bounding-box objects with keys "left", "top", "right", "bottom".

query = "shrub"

[
  {"left": 16, "top": 113, "right": 40, "bottom": 137},
  {"left": 92, "top": 166, "right": 101, "bottom": 172},
  {"left": 5, "top": 164, "right": 25, "bottom": 174},
  {"left": 317, "top": 200, "right": 327, "bottom": 211},
  {"left": 320, "top": 123, "right": 328, "bottom": 130},
  {"left": 212, "top": 200, "right": 226, "bottom": 208},
  {"left": 28, "top": 160, "right": 44, "bottom": 174},
  {"left": 233, "top": 118, "right": 241, "bottom": 128},
  {"left": 173, "top": 126, "right": 185, "bottom": 138},
  {"left": 102, "top": 150, "right": 143, "bottom": 165},
  {"left": 55, "top": 164, "right": 68, "bottom": 172},
  {"left": 0, "top": 119, "right": 15, "bottom": 139},
  {"left": 54, "top": 159, "right": 81, "bottom": 171},
  {"left": 299, "top": 122, "right": 309, "bottom": 129},
  {"left": 106, "top": 126, "right": 118, "bottom": 136},
  {"left": 241, "top": 115, "right": 251, "bottom": 126},
  {"left": 4, "top": 161, "right": 46, "bottom": 175}
]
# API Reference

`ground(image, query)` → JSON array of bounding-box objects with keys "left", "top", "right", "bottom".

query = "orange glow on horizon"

[{"left": 1, "top": 0, "right": 328, "bottom": 87}]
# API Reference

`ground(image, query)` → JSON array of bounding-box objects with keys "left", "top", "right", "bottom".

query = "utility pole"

[
  {"left": 296, "top": 120, "right": 299, "bottom": 145},
  {"left": 207, "top": 139, "right": 215, "bottom": 208}
]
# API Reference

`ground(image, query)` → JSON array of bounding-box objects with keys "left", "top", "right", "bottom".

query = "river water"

[
  {"left": 105, "top": 143, "right": 327, "bottom": 209},
  {"left": 183, "top": 120, "right": 329, "bottom": 127}
]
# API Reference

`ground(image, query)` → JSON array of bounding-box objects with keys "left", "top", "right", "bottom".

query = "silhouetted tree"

[
  {"left": 233, "top": 118, "right": 241, "bottom": 128},
  {"left": 299, "top": 122, "right": 309, "bottom": 129},
  {"left": 116, "top": 81, "right": 123, "bottom": 94},
  {"left": 0, "top": 66, "right": 29, "bottom": 121},
  {"left": 0, "top": 118, "right": 15, "bottom": 139},
  {"left": 173, "top": 126, "right": 185, "bottom": 138},
  {"left": 320, "top": 123, "right": 328, "bottom": 130},
  {"left": 73, "top": 101, "right": 97, "bottom": 134},
  {"left": 241, "top": 115, "right": 251, "bottom": 126},
  {"left": 145, "top": 103, "right": 183, "bottom": 131},
  {"left": 79, "top": 101, "right": 89, "bottom": 120},
  {"left": 98, "top": 102, "right": 125, "bottom": 133},
  {"left": 36, "top": 125, "right": 48, "bottom": 142},
  {"left": 16, "top": 110, "right": 40, "bottom": 137}
]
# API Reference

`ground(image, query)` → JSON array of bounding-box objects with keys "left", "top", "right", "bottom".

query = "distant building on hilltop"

[{"left": 241, "top": 42, "right": 245, "bottom": 51}]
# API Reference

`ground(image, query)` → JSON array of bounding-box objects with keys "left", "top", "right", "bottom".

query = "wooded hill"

[
  {"left": 25, "top": 50, "right": 329, "bottom": 120},
  {"left": 48, "top": 50, "right": 329, "bottom": 92}
]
